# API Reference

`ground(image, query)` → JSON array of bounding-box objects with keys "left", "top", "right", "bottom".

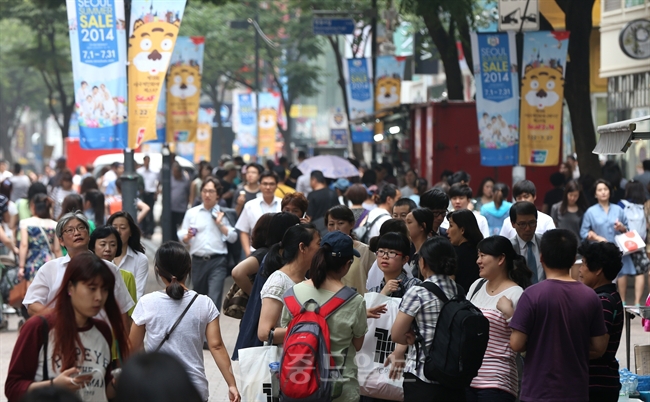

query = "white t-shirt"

[
  {"left": 366, "top": 208, "right": 391, "bottom": 239},
  {"left": 114, "top": 246, "right": 149, "bottom": 299},
  {"left": 23, "top": 256, "right": 135, "bottom": 316},
  {"left": 499, "top": 210, "right": 555, "bottom": 239},
  {"left": 467, "top": 279, "right": 523, "bottom": 396},
  {"left": 131, "top": 290, "right": 219, "bottom": 401},
  {"left": 261, "top": 270, "right": 298, "bottom": 327}
]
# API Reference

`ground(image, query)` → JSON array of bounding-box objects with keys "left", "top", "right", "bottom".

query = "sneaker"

[{"left": 2, "top": 304, "right": 16, "bottom": 314}]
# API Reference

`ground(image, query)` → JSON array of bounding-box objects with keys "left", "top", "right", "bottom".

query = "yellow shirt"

[{"left": 275, "top": 183, "right": 296, "bottom": 198}]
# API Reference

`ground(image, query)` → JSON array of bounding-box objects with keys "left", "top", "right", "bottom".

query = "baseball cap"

[
  {"left": 321, "top": 231, "right": 360, "bottom": 259},
  {"left": 332, "top": 178, "right": 351, "bottom": 191},
  {"left": 222, "top": 161, "right": 236, "bottom": 171}
]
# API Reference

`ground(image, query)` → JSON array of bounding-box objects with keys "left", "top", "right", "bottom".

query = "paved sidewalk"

[{"left": 1, "top": 232, "right": 648, "bottom": 401}]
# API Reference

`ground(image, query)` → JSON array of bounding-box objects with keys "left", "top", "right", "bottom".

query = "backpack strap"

[
  {"left": 318, "top": 286, "right": 357, "bottom": 319},
  {"left": 469, "top": 279, "right": 487, "bottom": 301},
  {"left": 283, "top": 287, "right": 302, "bottom": 317},
  {"left": 418, "top": 282, "right": 449, "bottom": 303}
]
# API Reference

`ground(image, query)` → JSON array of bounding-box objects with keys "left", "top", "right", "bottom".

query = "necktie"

[{"left": 526, "top": 241, "right": 538, "bottom": 284}]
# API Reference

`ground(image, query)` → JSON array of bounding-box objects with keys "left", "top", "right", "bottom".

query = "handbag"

[
  {"left": 615, "top": 230, "right": 647, "bottom": 256},
  {"left": 238, "top": 339, "right": 282, "bottom": 402},
  {"left": 358, "top": 292, "right": 404, "bottom": 401},
  {"left": 631, "top": 251, "right": 650, "bottom": 275},
  {"left": 222, "top": 282, "right": 249, "bottom": 319},
  {"left": 8, "top": 279, "right": 28, "bottom": 308},
  {"left": 154, "top": 293, "right": 199, "bottom": 352}
]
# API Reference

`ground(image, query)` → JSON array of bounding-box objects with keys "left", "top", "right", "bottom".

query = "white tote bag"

[
  {"left": 357, "top": 292, "right": 404, "bottom": 401},
  {"left": 615, "top": 230, "right": 647, "bottom": 256},
  {"left": 238, "top": 344, "right": 282, "bottom": 402}
]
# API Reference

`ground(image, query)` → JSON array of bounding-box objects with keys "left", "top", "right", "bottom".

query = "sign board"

[
  {"left": 313, "top": 18, "right": 355, "bottom": 35},
  {"left": 498, "top": 0, "right": 539, "bottom": 31}
]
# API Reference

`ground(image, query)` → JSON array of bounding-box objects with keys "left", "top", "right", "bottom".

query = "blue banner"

[
  {"left": 470, "top": 32, "right": 519, "bottom": 166},
  {"left": 344, "top": 58, "right": 374, "bottom": 143},
  {"left": 67, "top": 0, "right": 128, "bottom": 149},
  {"left": 234, "top": 92, "right": 257, "bottom": 155}
]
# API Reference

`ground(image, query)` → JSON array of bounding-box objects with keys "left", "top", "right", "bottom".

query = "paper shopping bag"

[
  {"left": 238, "top": 344, "right": 282, "bottom": 402},
  {"left": 358, "top": 292, "right": 404, "bottom": 401},
  {"left": 615, "top": 230, "right": 646, "bottom": 256}
]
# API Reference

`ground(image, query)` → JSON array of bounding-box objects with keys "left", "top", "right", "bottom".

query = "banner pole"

[
  {"left": 161, "top": 144, "right": 172, "bottom": 243},
  {"left": 122, "top": 148, "right": 138, "bottom": 221}
]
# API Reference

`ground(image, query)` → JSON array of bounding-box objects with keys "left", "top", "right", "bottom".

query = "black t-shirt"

[
  {"left": 306, "top": 188, "right": 340, "bottom": 220},
  {"left": 589, "top": 284, "right": 623, "bottom": 392},
  {"left": 543, "top": 188, "right": 564, "bottom": 209},
  {"left": 453, "top": 242, "right": 480, "bottom": 293}
]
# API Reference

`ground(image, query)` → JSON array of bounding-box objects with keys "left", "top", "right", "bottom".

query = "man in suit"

[{"left": 509, "top": 201, "right": 545, "bottom": 284}]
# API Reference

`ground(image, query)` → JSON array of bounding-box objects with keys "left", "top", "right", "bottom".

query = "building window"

[
  {"left": 625, "top": 0, "right": 645, "bottom": 7},
  {"left": 604, "top": 0, "right": 622, "bottom": 11}
]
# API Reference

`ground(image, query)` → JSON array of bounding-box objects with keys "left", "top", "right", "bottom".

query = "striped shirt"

[
  {"left": 467, "top": 279, "right": 523, "bottom": 396},
  {"left": 399, "top": 274, "right": 458, "bottom": 383},
  {"left": 589, "top": 284, "right": 623, "bottom": 392},
  {"left": 367, "top": 270, "right": 422, "bottom": 298}
]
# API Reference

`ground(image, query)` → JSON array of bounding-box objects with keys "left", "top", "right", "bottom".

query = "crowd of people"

[{"left": 0, "top": 154, "right": 649, "bottom": 402}]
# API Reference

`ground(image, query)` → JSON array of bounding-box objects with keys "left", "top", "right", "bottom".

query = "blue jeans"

[{"left": 191, "top": 254, "right": 228, "bottom": 311}]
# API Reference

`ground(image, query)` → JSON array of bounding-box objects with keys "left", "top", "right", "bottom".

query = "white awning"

[{"left": 593, "top": 115, "right": 650, "bottom": 155}]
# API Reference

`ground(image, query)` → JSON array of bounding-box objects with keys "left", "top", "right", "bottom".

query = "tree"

[
  {"left": 0, "top": 18, "right": 48, "bottom": 164},
  {"left": 8, "top": 0, "right": 74, "bottom": 140}
]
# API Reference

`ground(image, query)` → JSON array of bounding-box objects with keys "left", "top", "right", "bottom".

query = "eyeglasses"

[
  {"left": 432, "top": 210, "right": 447, "bottom": 218},
  {"left": 201, "top": 189, "right": 217, "bottom": 194},
  {"left": 260, "top": 182, "right": 276, "bottom": 187},
  {"left": 375, "top": 250, "right": 403, "bottom": 259},
  {"left": 515, "top": 220, "right": 537, "bottom": 229},
  {"left": 62, "top": 225, "right": 88, "bottom": 236}
]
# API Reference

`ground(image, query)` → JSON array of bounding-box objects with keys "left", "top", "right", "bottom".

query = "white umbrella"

[{"left": 298, "top": 155, "right": 359, "bottom": 179}]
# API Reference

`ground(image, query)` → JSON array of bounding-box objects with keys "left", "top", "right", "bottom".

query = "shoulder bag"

[{"left": 154, "top": 293, "right": 199, "bottom": 352}]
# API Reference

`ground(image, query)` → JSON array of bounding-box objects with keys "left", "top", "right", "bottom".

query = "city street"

[{"left": 1, "top": 230, "right": 648, "bottom": 401}]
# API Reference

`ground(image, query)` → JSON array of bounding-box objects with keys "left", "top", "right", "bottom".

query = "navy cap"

[{"left": 321, "top": 231, "right": 360, "bottom": 259}]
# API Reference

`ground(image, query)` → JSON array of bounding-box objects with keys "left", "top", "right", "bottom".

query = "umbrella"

[{"left": 297, "top": 155, "right": 359, "bottom": 179}]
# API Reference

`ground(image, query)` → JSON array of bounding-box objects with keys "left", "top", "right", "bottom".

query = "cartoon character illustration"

[
  {"left": 128, "top": 19, "right": 180, "bottom": 76},
  {"left": 522, "top": 64, "right": 563, "bottom": 110},
  {"left": 375, "top": 75, "right": 401, "bottom": 110},
  {"left": 169, "top": 64, "right": 200, "bottom": 100},
  {"left": 258, "top": 107, "right": 277, "bottom": 154}
]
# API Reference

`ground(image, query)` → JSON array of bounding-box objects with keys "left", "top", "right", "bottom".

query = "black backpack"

[{"left": 415, "top": 282, "right": 489, "bottom": 388}]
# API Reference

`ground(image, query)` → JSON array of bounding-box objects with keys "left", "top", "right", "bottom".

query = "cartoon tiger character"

[
  {"left": 259, "top": 108, "right": 277, "bottom": 131},
  {"left": 169, "top": 64, "right": 200, "bottom": 100},
  {"left": 128, "top": 19, "right": 180, "bottom": 76},
  {"left": 375, "top": 75, "right": 401, "bottom": 110},
  {"left": 522, "top": 64, "right": 564, "bottom": 111}
]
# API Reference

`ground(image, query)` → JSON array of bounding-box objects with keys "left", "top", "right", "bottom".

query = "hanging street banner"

[
  {"left": 519, "top": 31, "right": 570, "bottom": 166},
  {"left": 343, "top": 58, "right": 374, "bottom": 143},
  {"left": 66, "top": 0, "right": 128, "bottom": 149},
  {"left": 233, "top": 92, "right": 257, "bottom": 156},
  {"left": 195, "top": 106, "right": 214, "bottom": 162},
  {"left": 127, "top": 0, "right": 186, "bottom": 149},
  {"left": 257, "top": 92, "right": 281, "bottom": 157},
  {"left": 329, "top": 107, "right": 349, "bottom": 147},
  {"left": 375, "top": 55, "right": 405, "bottom": 111},
  {"left": 153, "top": 78, "right": 166, "bottom": 143},
  {"left": 166, "top": 36, "right": 204, "bottom": 143},
  {"left": 470, "top": 32, "right": 519, "bottom": 166}
]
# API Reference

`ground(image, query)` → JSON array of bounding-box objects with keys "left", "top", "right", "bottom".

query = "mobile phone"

[
  {"left": 302, "top": 212, "right": 307, "bottom": 219},
  {"left": 111, "top": 368, "right": 122, "bottom": 380}
]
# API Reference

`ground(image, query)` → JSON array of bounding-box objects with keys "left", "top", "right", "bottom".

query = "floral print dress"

[{"left": 19, "top": 217, "right": 57, "bottom": 280}]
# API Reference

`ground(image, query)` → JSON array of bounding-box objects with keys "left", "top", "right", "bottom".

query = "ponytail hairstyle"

[
  {"left": 31, "top": 193, "right": 52, "bottom": 219},
  {"left": 264, "top": 212, "right": 301, "bottom": 248},
  {"left": 58, "top": 194, "right": 84, "bottom": 220},
  {"left": 263, "top": 223, "right": 317, "bottom": 277},
  {"left": 477, "top": 235, "right": 532, "bottom": 289},
  {"left": 368, "top": 218, "right": 408, "bottom": 252},
  {"left": 410, "top": 208, "right": 434, "bottom": 238},
  {"left": 85, "top": 189, "right": 105, "bottom": 225},
  {"left": 309, "top": 244, "right": 352, "bottom": 289},
  {"left": 419, "top": 236, "right": 457, "bottom": 277},
  {"left": 373, "top": 183, "right": 398, "bottom": 205},
  {"left": 52, "top": 252, "right": 129, "bottom": 371},
  {"left": 154, "top": 241, "right": 192, "bottom": 300}
]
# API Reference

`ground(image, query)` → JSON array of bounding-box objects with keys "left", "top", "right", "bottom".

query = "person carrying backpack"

[
  {"left": 280, "top": 231, "right": 368, "bottom": 402},
  {"left": 390, "top": 236, "right": 468, "bottom": 401}
]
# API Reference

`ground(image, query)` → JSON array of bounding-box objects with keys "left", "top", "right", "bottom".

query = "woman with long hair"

[
  {"left": 391, "top": 236, "right": 465, "bottom": 400},
  {"left": 107, "top": 212, "right": 148, "bottom": 299},
  {"left": 257, "top": 224, "right": 320, "bottom": 344},
  {"left": 580, "top": 179, "right": 634, "bottom": 303},
  {"left": 84, "top": 190, "right": 105, "bottom": 227},
  {"left": 280, "top": 231, "right": 367, "bottom": 402},
  {"left": 18, "top": 194, "right": 61, "bottom": 281},
  {"left": 325, "top": 205, "right": 376, "bottom": 295},
  {"left": 233, "top": 212, "right": 300, "bottom": 360},
  {"left": 129, "top": 241, "right": 240, "bottom": 402},
  {"left": 405, "top": 208, "right": 434, "bottom": 280},
  {"left": 447, "top": 209, "right": 484, "bottom": 291},
  {"left": 617, "top": 180, "right": 648, "bottom": 306},
  {"left": 465, "top": 236, "right": 532, "bottom": 401},
  {"left": 473, "top": 177, "right": 495, "bottom": 212},
  {"left": 6, "top": 252, "right": 129, "bottom": 402},
  {"left": 550, "top": 180, "right": 588, "bottom": 240}
]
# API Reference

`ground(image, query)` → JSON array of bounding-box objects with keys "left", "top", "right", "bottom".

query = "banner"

[
  {"left": 375, "top": 55, "right": 405, "bottom": 111},
  {"left": 329, "top": 107, "right": 349, "bottom": 147},
  {"left": 166, "top": 36, "right": 204, "bottom": 143},
  {"left": 519, "top": 31, "right": 570, "bottom": 166},
  {"left": 343, "top": 58, "right": 373, "bottom": 143},
  {"left": 154, "top": 79, "right": 166, "bottom": 143},
  {"left": 257, "top": 92, "right": 281, "bottom": 157},
  {"left": 127, "top": 0, "right": 186, "bottom": 149},
  {"left": 470, "top": 32, "right": 520, "bottom": 166},
  {"left": 195, "top": 106, "right": 214, "bottom": 162},
  {"left": 233, "top": 92, "right": 257, "bottom": 156},
  {"left": 66, "top": 0, "right": 128, "bottom": 149}
]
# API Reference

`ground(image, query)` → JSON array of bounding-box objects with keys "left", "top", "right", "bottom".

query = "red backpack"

[{"left": 280, "top": 286, "right": 357, "bottom": 402}]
